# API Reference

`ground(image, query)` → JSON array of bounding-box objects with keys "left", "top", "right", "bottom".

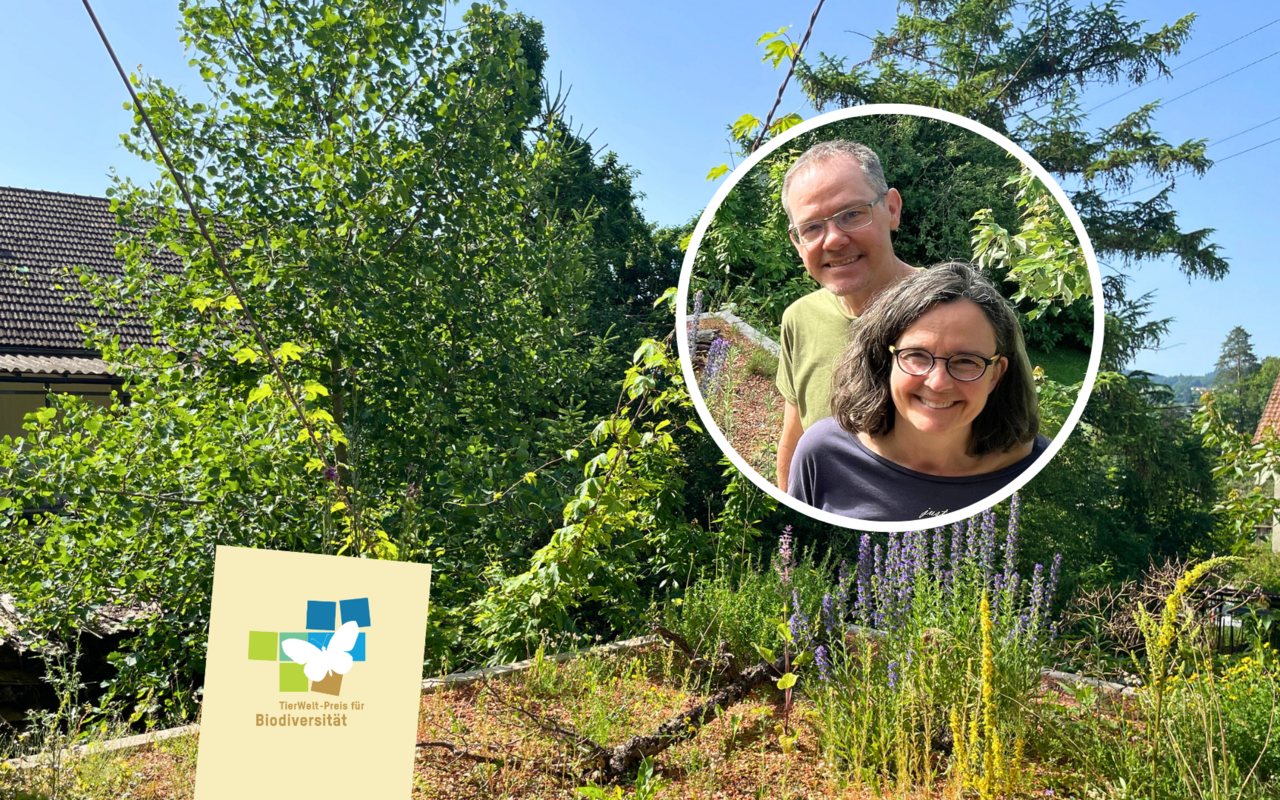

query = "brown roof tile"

[
  {"left": 1254, "top": 372, "right": 1280, "bottom": 442},
  {"left": 0, "top": 186, "right": 177, "bottom": 353}
]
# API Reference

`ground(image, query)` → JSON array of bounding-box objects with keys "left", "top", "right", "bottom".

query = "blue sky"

[{"left": 3, "top": 0, "right": 1276, "bottom": 376}]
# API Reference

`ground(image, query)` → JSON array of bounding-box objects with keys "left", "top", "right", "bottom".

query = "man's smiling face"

[{"left": 786, "top": 156, "right": 902, "bottom": 304}]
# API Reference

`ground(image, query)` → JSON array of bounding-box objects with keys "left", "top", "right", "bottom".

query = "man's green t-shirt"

[{"left": 776, "top": 289, "right": 859, "bottom": 430}]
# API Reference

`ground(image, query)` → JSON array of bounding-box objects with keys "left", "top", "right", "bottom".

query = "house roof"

[
  {"left": 1255, "top": 372, "right": 1280, "bottom": 442},
  {"left": 0, "top": 186, "right": 176, "bottom": 364}
]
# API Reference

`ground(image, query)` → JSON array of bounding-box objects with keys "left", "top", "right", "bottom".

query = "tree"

[
  {"left": 1214, "top": 326, "right": 1261, "bottom": 392},
  {"left": 0, "top": 0, "right": 677, "bottom": 713},
  {"left": 1212, "top": 326, "right": 1265, "bottom": 433},
  {"left": 766, "top": 0, "right": 1228, "bottom": 576}
]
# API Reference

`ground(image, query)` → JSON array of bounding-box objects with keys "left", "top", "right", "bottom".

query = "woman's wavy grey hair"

[{"left": 830, "top": 262, "right": 1039, "bottom": 456}]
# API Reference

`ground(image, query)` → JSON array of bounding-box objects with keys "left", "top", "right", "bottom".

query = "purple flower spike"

[
  {"left": 687, "top": 289, "right": 703, "bottom": 356},
  {"left": 789, "top": 589, "right": 810, "bottom": 647},
  {"left": 821, "top": 592, "right": 838, "bottom": 635},
  {"left": 700, "top": 336, "right": 733, "bottom": 396},
  {"left": 1047, "top": 552, "right": 1063, "bottom": 609},
  {"left": 774, "top": 527, "right": 794, "bottom": 588},
  {"left": 815, "top": 644, "right": 831, "bottom": 682}
]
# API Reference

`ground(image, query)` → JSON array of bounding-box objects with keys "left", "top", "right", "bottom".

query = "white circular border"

[{"left": 677, "top": 103, "right": 1104, "bottom": 533}]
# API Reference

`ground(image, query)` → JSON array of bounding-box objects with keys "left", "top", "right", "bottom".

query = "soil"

[{"left": 697, "top": 319, "right": 785, "bottom": 482}]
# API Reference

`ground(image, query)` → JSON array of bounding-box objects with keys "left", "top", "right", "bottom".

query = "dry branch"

[{"left": 591, "top": 654, "right": 787, "bottom": 782}]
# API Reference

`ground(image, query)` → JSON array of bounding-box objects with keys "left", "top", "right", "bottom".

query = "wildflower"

[
  {"left": 789, "top": 589, "right": 810, "bottom": 647},
  {"left": 774, "top": 526, "right": 794, "bottom": 588},
  {"left": 1003, "top": 500, "right": 1020, "bottom": 582},
  {"left": 1028, "top": 563, "right": 1046, "bottom": 623},
  {"left": 887, "top": 660, "right": 898, "bottom": 690},
  {"left": 932, "top": 526, "right": 946, "bottom": 580},
  {"left": 835, "top": 560, "right": 851, "bottom": 621},
  {"left": 821, "top": 592, "right": 838, "bottom": 635},
  {"left": 856, "top": 534, "right": 873, "bottom": 625},
  {"left": 979, "top": 509, "right": 997, "bottom": 581},
  {"left": 1046, "top": 552, "right": 1062, "bottom": 610},
  {"left": 687, "top": 289, "right": 703, "bottom": 356},
  {"left": 323, "top": 466, "right": 339, "bottom": 483},
  {"left": 815, "top": 644, "right": 831, "bottom": 682},
  {"left": 700, "top": 336, "right": 733, "bottom": 396}
]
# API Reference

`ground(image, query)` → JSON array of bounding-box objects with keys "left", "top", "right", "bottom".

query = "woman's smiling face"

[{"left": 889, "top": 299, "right": 1007, "bottom": 439}]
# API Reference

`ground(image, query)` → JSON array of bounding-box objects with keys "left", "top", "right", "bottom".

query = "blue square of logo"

[
  {"left": 350, "top": 632, "right": 366, "bottom": 662},
  {"left": 306, "top": 600, "right": 336, "bottom": 631},
  {"left": 340, "top": 597, "right": 371, "bottom": 628},
  {"left": 308, "top": 631, "right": 334, "bottom": 649}
]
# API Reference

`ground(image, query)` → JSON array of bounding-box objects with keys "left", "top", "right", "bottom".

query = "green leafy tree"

[
  {"left": 0, "top": 0, "right": 668, "bottom": 713},
  {"left": 774, "top": 0, "right": 1227, "bottom": 575}
]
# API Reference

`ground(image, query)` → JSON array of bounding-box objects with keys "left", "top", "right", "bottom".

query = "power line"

[
  {"left": 1085, "top": 16, "right": 1280, "bottom": 113},
  {"left": 1158, "top": 47, "right": 1280, "bottom": 108},
  {"left": 1112, "top": 135, "right": 1280, "bottom": 201},
  {"left": 1211, "top": 114, "right": 1280, "bottom": 148}
]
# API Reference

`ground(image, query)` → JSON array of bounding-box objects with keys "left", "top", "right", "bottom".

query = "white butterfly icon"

[{"left": 281, "top": 620, "right": 360, "bottom": 682}]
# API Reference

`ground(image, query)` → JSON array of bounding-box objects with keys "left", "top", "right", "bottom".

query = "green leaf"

[
  {"left": 233, "top": 347, "right": 260, "bottom": 364},
  {"left": 776, "top": 672, "right": 797, "bottom": 690},
  {"left": 731, "top": 114, "right": 762, "bottom": 140},
  {"left": 752, "top": 643, "right": 775, "bottom": 662},
  {"left": 755, "top": 25, "right": 790, "bottom": 45},
  {"left": 777, "top": 620, "right": 793, "bottom": 643},
  {"left": 769, "top": 113, "right": 803, "bottom": 135},
  {"left": 247, "top": 383, "right": 273, "bottom": 405},
  {"left": 706, "top": 164, "right": 730, "bottom": 181},
  {"left": 274, "top": 342, "right": 305, "bottom": 363}
]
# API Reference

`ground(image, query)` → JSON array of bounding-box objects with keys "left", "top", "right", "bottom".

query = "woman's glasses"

[{"left": 889, "top": 346, "right": 1001, "bottom": 382}]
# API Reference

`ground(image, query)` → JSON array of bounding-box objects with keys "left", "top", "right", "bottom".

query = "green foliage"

[
  {"left": 473, "top": 337, "right": 718, "bottom": 663},
  {"left": 783, "top": 0, "right": 1229, "bottom": 582},
  {"left": 1214, "top": 348, "right": 1278, "bottom": 437},
  {"left": 663, "top": 550, "right": 827, "bottom": 672},
  {"left": 1216, "top": 327, "right": 1261, "bottom": 388},
  {"left": 971, "top": 165, "right": 1093, "bottom": 352},
  {"left": 0, "top": 0, "right": 688, "bottom": 717},
  {"left": 1023, "top": 372, "right": 1221, "bottom": 581},
  {"left": 1229, "top": 548, "right": 1280, "bottom": 595},
  {"left": 744, "top": 348, "right": 778, "bottom": 380},
  {"left": 1195, "top": 394, "right": 1280, "bottom": 552}
]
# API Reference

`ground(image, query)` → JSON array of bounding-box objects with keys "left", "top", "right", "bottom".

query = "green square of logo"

[
  {"left": 248, "top": 631, "right": 277, "bottom": 661},
  {"left": 278, "top": 632, "right": 309, "bottom": 661},
  {"left": 279, "top": 662, "right": 309, "bottom": 692}
]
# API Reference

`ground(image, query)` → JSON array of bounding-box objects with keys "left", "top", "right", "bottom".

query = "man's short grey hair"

[{"left": 781, "top": 140, "right": 890, "bottom": 224}]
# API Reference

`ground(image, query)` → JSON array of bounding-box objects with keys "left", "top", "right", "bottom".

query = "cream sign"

[{"left": 195, "top": 546, "right": 431, "bottom": 798}]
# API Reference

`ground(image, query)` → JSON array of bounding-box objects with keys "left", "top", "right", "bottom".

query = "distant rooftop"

[
  {"left": 0, "top": 186, "right": 176, "bottom": 359},
  {"left": 1255, "top": 371, "right": 1280, "bottom": 442}
]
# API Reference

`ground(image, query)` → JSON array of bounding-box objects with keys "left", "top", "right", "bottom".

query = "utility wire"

[
  {"left": 1085, "top": 16, "right": 1280, "bottom": 113},
  {"left": 1157, "top": 47, "right": 1280, "bottom": 108},
  {"left": 1112, "top": 135, "right": 1280, "bottom": 201},
  {"left": 1211, "top": 114, "right": 1280, "bottom": 148}
]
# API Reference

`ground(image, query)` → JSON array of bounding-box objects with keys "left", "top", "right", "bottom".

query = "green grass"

[{"left": 1027, "top": 345, "right": 1090, "bottom": 385}]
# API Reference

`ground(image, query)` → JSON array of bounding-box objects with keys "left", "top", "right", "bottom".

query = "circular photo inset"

[{"left": 678, "top": 105, "right": 1102, "bottom": 532}]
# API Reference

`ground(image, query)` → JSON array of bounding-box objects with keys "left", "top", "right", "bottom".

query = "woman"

[{"left": 786, "top": 262, "right": 1048, "bottom": 521}]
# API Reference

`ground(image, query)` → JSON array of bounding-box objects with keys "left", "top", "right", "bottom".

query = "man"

[{"left": 776, "top": 140, "right": 916, "bottom": 492}]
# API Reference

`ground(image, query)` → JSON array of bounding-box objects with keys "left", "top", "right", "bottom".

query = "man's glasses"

[
  {"left": 788, "top": 193, "right": 886, "bottom": 246},
  {"left": 889, "top": 346, "right": 1001, "bottom": 382}
]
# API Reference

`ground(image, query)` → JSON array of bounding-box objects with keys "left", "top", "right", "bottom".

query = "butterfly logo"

[{"left": 281, "top": 620, "right": 360, "bottom": 682}]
